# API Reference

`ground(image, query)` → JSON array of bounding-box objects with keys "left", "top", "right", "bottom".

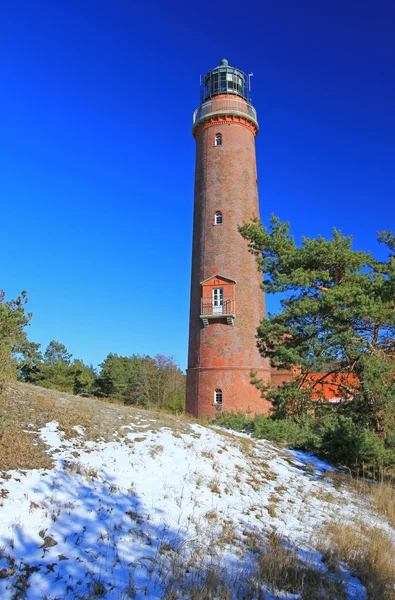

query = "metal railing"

[
  {"left": 193, "top": 98, "right": 257, "bottom": 125},
  {"left": 201, "top": 298, "right": 235, "bottom": 316}
]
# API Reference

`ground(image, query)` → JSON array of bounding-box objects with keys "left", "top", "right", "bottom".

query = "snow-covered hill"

[{"left": 0, "top": 383, "right": 393, "bottom": 599}]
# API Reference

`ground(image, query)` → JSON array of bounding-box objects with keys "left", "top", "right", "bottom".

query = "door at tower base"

[{"left": 186, "top": 367, "right": 272, "bottom": 418}]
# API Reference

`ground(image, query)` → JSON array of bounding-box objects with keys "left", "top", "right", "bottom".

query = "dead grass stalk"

[{"left": 318, "top": 521, "right": 395, "bottom": 600}]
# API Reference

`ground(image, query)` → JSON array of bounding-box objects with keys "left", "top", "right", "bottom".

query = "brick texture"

[{"left": 186, "top": 95, "right": 271, "bottom": 418}]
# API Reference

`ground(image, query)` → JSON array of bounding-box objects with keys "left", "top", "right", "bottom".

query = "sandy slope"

[{"left": 0, "top": 383, "right": 393, "bottom": 599}]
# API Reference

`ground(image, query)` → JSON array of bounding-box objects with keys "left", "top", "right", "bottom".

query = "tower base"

[{"left": 186, "top": 367, "right": 272, "bottom": 418}]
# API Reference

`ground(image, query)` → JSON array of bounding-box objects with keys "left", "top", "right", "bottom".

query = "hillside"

[{"left": 0, "top": 382, "right": 394, "bottom": 599}]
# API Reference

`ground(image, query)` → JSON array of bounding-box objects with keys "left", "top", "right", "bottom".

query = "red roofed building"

[{"left": 305, "top": 372, "right": 359, "bottom": 402}]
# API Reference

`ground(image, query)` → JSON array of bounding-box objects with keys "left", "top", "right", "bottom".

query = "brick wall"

[{"left": 186, "top": 97, "right": 271, "bottom": 418}]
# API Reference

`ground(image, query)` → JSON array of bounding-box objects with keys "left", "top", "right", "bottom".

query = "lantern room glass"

[{"left": 201, "top": 59, "right": 251, "bottom": 103}]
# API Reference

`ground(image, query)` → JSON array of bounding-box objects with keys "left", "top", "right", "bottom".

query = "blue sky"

[{"left": 1, "top": 1, "right": 394, "bottom": 371}]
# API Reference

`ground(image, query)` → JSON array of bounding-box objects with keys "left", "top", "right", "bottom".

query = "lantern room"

[{"left": 200, "top": 58, "right": 251, "bottom": 103}]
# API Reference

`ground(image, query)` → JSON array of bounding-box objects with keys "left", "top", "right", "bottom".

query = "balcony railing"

[
  {"left": 201, "top": 298, "right": 235, "bottom": 316},
  {"left": 193, "top": 98, "right": 257, "bottom": 126}
]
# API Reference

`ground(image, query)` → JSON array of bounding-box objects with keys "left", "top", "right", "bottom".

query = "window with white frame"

[
  {"left": 215, "top": 211, "right": 223, "bottom": 225},
  {"left": 215, "top": 133, "right": 222, "bottom": 146},
  {"left": 212, "top": 288, "right": 224, "bottom": 314},
  {"left": 214, "top": 389, "right": 222, "bottom": 405}
]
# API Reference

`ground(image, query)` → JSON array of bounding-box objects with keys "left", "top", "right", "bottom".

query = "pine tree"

[
  {"left": 239, "top": 215, "right": 395, "bottom": 435},
  {"left": 0, "top": 290, "right": 39, "bottom": 387}
]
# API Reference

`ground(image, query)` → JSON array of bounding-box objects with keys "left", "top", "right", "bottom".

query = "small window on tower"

[
  {"left": 214, "top": 389, "right": 223, "bottom": 405},
  {"left": 215, "top": 211, "right": 223, "bottom": 225},
  {"left": 215, "top": 133, "right": 222, "bottom": 146}
]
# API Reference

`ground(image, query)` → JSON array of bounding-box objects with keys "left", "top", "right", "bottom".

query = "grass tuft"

[
  {"left": 0, "top": 425, "right": 53, "bottom": 470},
  {"left": 318, "top": 521, "right": 395, "bottom": 600}
]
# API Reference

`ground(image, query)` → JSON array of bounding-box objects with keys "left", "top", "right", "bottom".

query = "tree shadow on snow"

[
  {"left": 0, "top": 465, "right": 182, "bottom": 599},
  {"left": 0, "top": 462, "right": 365, "bottom": 600}
]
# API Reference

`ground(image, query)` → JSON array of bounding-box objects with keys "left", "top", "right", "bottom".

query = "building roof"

[{"left": 200, "top": 274, "right": 237, "bottom": 285}]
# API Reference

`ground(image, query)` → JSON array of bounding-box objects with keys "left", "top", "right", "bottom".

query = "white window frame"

[
  {"left": 214, "top": 389, "right": 223, "bottom": 405},
  {"left": 215, "top": 133, "right": 222, "bottom": 146},
  {"left": 215, "top": 211, "right": 223, "bottom": 225},
  {"left": 212, "top": 288, "right": 224, "bottom": 314}
]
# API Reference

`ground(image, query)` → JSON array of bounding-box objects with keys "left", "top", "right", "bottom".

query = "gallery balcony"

[
  {"left": 192, "top": 96, "right": 258, "bottom": 135},
  {"left": 200, "top": 298, "right": 235, "bottom": 327}
]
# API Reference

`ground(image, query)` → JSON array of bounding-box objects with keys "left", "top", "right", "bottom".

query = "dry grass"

[
  {"left": 170, "top": 528, "right": 348, "bottom": 599},
  {"left": 268, "top": 493, "right": 281, "bottom": 504},
  {"left": 0, "top": 381, "right": 208, "bottom": 471},
  {"left": 350, "top": 477, "right": 395, "bottom": 528},
  {"left": 255, "top": 532, "right": 347, "bottom": 600},
  {"left": 318, "top": 521, "right": 395, "bottom": 600},
  {"left": 194, "top": 471, "right": 204, "bottom": 488},
  {"left": 274, "top": 484, "right": 287, "bottom": 494},
  {"left": 149, "top": 444, "right": 164, "bottom": 458},
  {"left": 161, "top": 564, "right": 232, "bottom": 600},
  {"left": 201, "top": 450, "right": 214, "bottom": 460},
  {"left": 373, "top": 481, "right": 395, "bottom": 527},
  {"left": 0, "top": 426, "right": 53, "bottom": 471},
  {"left": 208, "top": 477, "right": 221, "bottom": 494},
  {"left": 319, "top": 489, "right": 336, "bottom": 504},
  {"left": 326, "top": 470, "right": 395, "bottom": 528},
  {"left": 0, "top": 380, "right": 261, "bottom": 475}
]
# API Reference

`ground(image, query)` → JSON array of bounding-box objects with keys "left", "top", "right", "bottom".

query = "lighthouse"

[{"left": 186, "top": 59, "right": 271, "bottom": 418}]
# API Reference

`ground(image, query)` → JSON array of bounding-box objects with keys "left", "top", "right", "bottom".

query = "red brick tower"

[{"left": 186, "top": 59, "right": 271, "bottom": 418}]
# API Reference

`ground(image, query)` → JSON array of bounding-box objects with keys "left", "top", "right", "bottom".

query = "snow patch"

[{"left": 0, "top": 418, "right": 389, "bottom": 599}]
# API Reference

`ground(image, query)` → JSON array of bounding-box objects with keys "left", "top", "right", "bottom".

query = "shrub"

[
  {"left": 250, "top": 415, "right": 307, "bottom": 445},
  {"left": 213, "top": 411, "right": 250, "bottom": 433},
  {"left": 214, "top": 410, "right": 395, "bottom": 475},
  {"left": 164, "top": 394, "right": 185, "bottom": 415},
  {"left": 319, "top": 415, "right": 389, "bottom": 468}
]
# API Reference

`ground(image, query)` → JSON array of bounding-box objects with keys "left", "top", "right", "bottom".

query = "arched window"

[
  {"left": 215, "top": 211, "right": 223, "bottom": 225},
  {"left": 214, "top": 389, "right": 223, "bottom": 405},
  {"left": 215, "top": 133, "right": 222, "bottom": 146}
]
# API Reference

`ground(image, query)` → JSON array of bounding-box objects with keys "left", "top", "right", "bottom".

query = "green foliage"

[
  {"left": 1, "top": 287, "right": 185, "bottom": 410},
  {"left": 0, "top": 290, "right": 39, "bottom": 387},
  {"left": 239, "top": 216, "right": 395, "bottom": 438},
  {"left": 95, "top": 353, "right": 142, "bottom": 401},
  {"left": 44, "top": 340, "right": 72, "bottom": 366},
  {"left": 20, "top": 340, "right": 96, "bottom": 396},
  {"left": 71, "top": 360, "right": 96, "bottom": 396},
  {"left": 215, "top": 411, "right": 317, "bottom": 448},
  {"left": 21, "top": 342, "right": 186, "bottom": 409},
  {"left": 251, "top": 375, "right": 315, "bottom": 419},
  {"left": 215, "top": 410, "right": 395, "bottom": 473},
  {"left": 347, "top": 353, "right": 395, "bottom": 434},
  {"left": 164, "top": 392, "right": 186, "bottom": 415},
  {"left": 214, "top": 411, "right": 250, "bottom": 432},
  {"left": 314, "top": 412, "right": 395, "bottom": 469},
  {"left": 20, "top": 341, "right": 186, "bottom": 409},
  {"left": 24, "top": 340, "right": 74, "bottom": 393},
  {"left": 250, "top": 414, "right": 309, "bottom": 445},
  {"left": 95, "top": 353, "right": 185, "bottom": 410}
]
